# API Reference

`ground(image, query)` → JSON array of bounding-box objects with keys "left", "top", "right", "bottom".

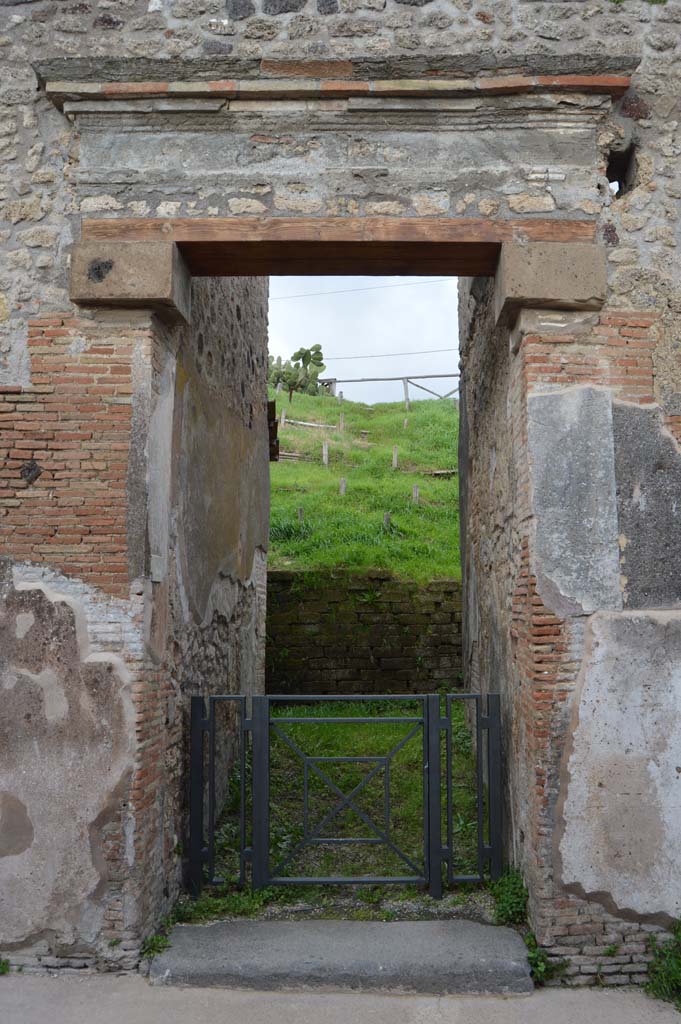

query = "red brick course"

[
  {"left": 0, "top": 314, "right": 153, "bottom": 598},
  {"left": 508, "top": 310, "right": 672, "bottom": 984}
]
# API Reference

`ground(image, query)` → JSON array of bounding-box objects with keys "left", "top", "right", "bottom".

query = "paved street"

[{"left": 1, "top": 975, "right": 678, "bottom": 1024}]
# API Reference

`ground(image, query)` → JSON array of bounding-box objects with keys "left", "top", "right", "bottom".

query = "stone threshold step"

[{"left": 149, "top": 919, "right": 533, "bottom": 996}]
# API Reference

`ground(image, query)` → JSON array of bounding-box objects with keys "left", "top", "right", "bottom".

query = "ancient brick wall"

[
  {"left": 0, "top": 276, "right": 269, "bottom": 968},
  {"left": 459, "top": 276, "right": 677, "bottom": 984},
  {"left": 266, "top": 571, "right": 462, "bottom": 695},
  {"left": 0, "top": 312, "right": 147, "bottom": 594}
]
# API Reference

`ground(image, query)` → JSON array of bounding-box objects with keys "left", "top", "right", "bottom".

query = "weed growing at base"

[
  {"left": 646, "top": 923, "right": 681, "bottom": 1011},
  {"left": 269, "top": 391, "right": 459, "bottom": 582},
  {"left": 490, "top": 869, "right": 528, "bottom": 925}
]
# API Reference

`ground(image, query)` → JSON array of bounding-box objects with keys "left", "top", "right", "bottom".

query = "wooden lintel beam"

[{"left": 80, "top": 217, "right": 597, "bottom": 278}]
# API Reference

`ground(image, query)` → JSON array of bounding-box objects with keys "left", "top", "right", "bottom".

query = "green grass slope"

[{"left": 269, "top": 390, "right": 460, "bottom": 581}]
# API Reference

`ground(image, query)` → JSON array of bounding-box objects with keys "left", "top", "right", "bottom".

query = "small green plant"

[
  {"left": 108, "top": 938, "right": 122, "bottom": 948},
  {"left": 359, "top": 886, "right": 384, "bottom": 905},
  {"left": 171, "top": 886, "right": 276, "bottom": 924},
  {"left": 140, "top": 933, "right": 171, "bottom": 960},
  {"left": 645, "top": 922, "right": 681, "bottom": 1011},
  {"left": 490, "top": 869, "right": 528, "bottom": 925},
  {"left": 0, "top": 959, "right": 10, "bottom": 976},
  {"left": 603, "top": 943, "right": 620, "bottom": 957},
  {"left": 524, "top": 933, "right": 566, "bottom": 985}
]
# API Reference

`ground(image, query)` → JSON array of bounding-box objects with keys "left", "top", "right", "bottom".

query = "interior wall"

[
  {"left": 149, "top": 275, "right": 271, "bottom": 900},
  {"left": 458, "top": 277, "right": 529, "bottom": 862}
]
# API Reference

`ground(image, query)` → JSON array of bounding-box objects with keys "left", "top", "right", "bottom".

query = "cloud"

[{"left": 268, "top": 276, "right": 459, "bottom": 405}]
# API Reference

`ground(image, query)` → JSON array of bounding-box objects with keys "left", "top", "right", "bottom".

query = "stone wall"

[
  {"left": 459, "top": 277, "right": 678, "bottom": 985},
  {"left": 266, "top": 571, "right": 462, "bottom": 695},
  {"left": 0, "top": 275, "right": 269, "bottom": 968},
  {"left": 1, "top": 0, "right": 680, "bottom": 985},
  {"left": 2, "top": 2, "right": 680, "bottom": 387}
]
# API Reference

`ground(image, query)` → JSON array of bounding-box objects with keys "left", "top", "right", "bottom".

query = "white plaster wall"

[{"left": 560, "top": 610, "right": 681, "bottom": 920}]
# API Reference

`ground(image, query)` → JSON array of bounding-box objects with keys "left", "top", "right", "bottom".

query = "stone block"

[
  {"left": 528, "top": 386, "right": 621, "bottom": 616},
  {"left": 494, "top": 242, "right": 607, "bottom": 325},
  {"left": 70, "top": 241, "right": 191, "bottom": 324}
]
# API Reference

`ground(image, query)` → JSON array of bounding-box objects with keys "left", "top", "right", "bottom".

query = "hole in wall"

[{"left": 606, "top": 144, "right": 637, "bottom": 198}]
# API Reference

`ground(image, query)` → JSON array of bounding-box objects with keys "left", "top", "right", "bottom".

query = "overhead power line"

[
  {"left": 325, "top": 346, "right": 457, "bottom": 361},
  {"left": 269, "top": 278, "right": 454, "bottom": 301}
]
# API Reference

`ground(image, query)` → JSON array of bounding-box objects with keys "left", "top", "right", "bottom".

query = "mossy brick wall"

[{"left": 266, "top": 570, "right": 462, "bottom": 695}]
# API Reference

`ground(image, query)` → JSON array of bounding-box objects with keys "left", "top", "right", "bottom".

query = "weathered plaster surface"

[
  {"left": 560, "top": 610, "right": 681, "bottom": 921},
  {"left": 528, "top": 387, "right": 622, "bottom": 617},
  {"left": 613, "top": 401, "right": 681, "bottom": 610},
  {"left": 0, "top": 562, "right": 137, "bottom": 953},
  {"left": 71, "top": 96, "right": 606, "bottom": 223}
]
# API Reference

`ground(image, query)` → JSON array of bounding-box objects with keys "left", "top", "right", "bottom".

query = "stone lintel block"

[
  {"left": 70, "top": 241, "right": 191, "bottom": 324},
  {"left": 494, "top": 242, "right": 607, "bottom": 326}
]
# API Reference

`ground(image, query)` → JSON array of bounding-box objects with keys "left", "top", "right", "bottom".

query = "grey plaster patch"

[
  {"left": 17, "top": 666, "right": 68, "bottom": 723},
  {"left": 15, "top": 611, "right": 34, "bottom": 639},
  {"left": 147, "top": 342, "right": 176, "bottom": 585},
  {"left": 528, "top": 387, "right": 622, "bottom": 616},
  {"left": 0, "top": 576, "right": 137, "bottom": 951},
  {"left": 613, "top": 402, "right": 681, "bottom": 609},
  {"left": 560, "top": 611, "right": 681, "bottom": 920},
  {"left": 0, "top": 793, "right": 34, "bottom": 858}
]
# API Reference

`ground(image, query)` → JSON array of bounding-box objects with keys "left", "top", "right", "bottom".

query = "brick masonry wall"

[
  {"left": 460, "top": 279, "right": 675, "bottom": 987},
  {"left": 0, "top": 275, "right": 270, "bottom": 969},
  {"left": 266, "top": 570, "right": 462, "bottom": 695},
  {"left": 0, "top": 312, "right": 148, "bottom": 595}
]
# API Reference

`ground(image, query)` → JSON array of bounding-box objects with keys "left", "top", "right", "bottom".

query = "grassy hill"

[{"left": 268, "top": 390, "right": 460, "bottom": 582}]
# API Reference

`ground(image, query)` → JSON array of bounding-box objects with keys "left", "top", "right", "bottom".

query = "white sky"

[{"left": 268, "top": 276, "right": 460, "bottom": 405}]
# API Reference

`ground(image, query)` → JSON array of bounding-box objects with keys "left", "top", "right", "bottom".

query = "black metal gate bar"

[
  {"left": 486, "top": 693, "right": 503, "bottom": 880},
  {"left": 188, "top": 691, "right": 503, "bottom": 899},
  {"left": 443, "top": 692, "right": 503, "bottom": 885},
  {"left": 251, "top": 695, "right": 270, "bottom": 890},
  {"left": 263, "top": 693, "right": 429, "bottom": 888},
  {"left": 426, "top": 694, "right": 443, "bottom": 899},
  {"left": 189, "top": 694, "right": 247, "bottom": 898}
]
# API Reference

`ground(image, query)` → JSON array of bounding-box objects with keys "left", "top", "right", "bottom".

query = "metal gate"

[{"left": 189, "top": 693, "right": 502, "bottom": 899}]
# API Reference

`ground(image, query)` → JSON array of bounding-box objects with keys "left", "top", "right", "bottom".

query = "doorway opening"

[{"left": 178, "top": 266, "right": 500, "bottom": 926}]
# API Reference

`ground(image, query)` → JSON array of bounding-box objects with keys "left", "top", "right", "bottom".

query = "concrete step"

[{"left": 149, "top": 919, "right": 533, "bottom": 995}]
